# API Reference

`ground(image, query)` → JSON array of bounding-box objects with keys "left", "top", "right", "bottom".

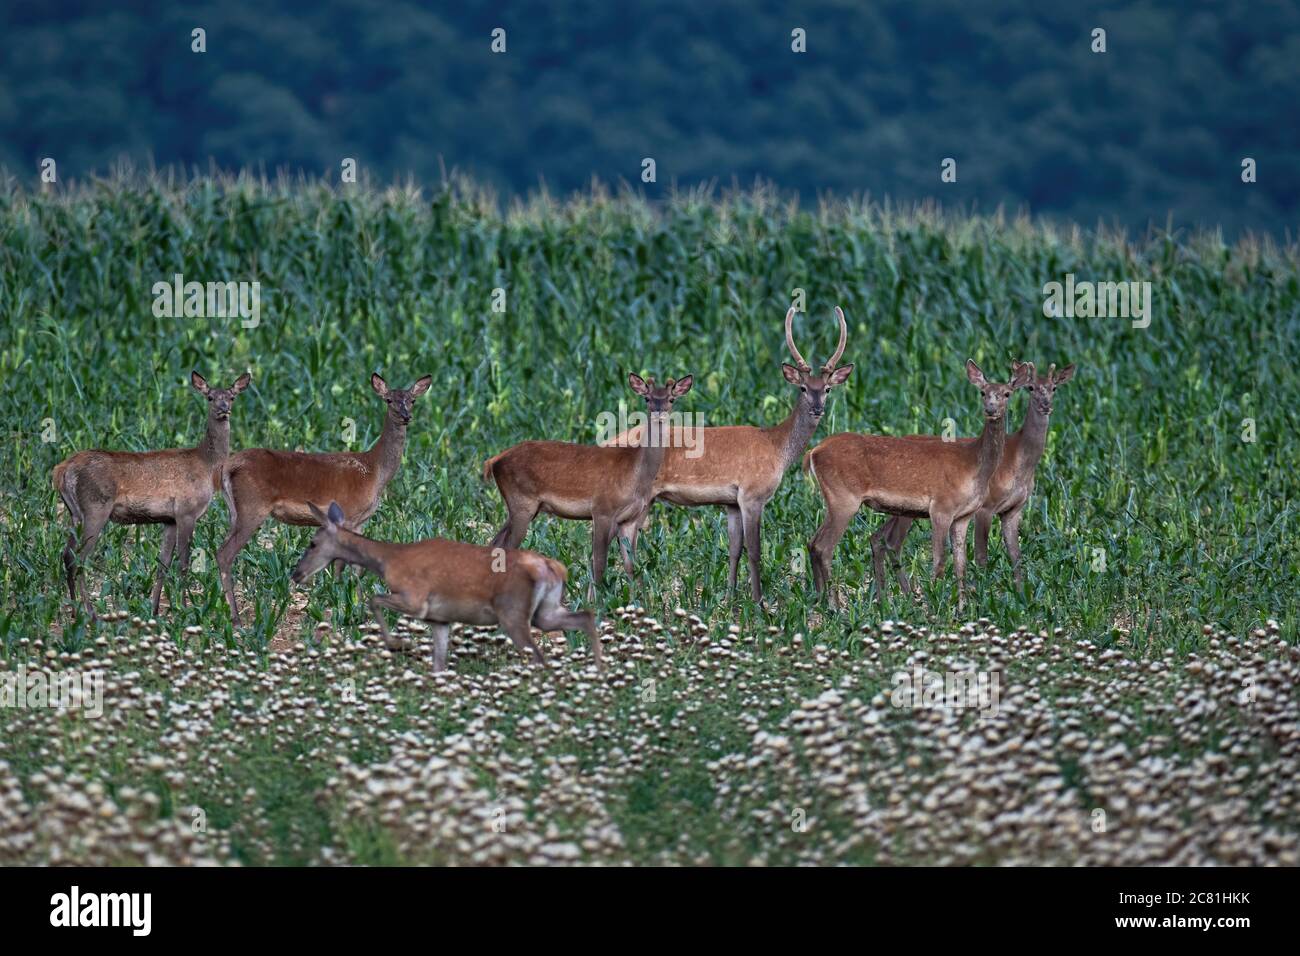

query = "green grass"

[{"left": 0, "top": 172, "right": 1296, "bottom": 864}]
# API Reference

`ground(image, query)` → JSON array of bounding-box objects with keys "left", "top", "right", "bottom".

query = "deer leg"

[
  {"left": 63, "top": 530, "right": 79, "bottom": 604},
  {"left": 740, "top": 500, "right": 766, "bottom": 605},
  {"left": 589, "top": 515, "right": 616, "bottom": 599},
  {"left": 869, "top": 522, "right": 895, "bottom": 601},
  {"left": 174, "top": 515, "right": 197, "bottom": 608},
  {"left": 929, "top": 513, "right": 953, "bottom": 585},
  {"left": 492, "top": 498, "right": 538, "bottom": 551},
  {"left": 217, "top": 507, "right": 270, "bottom": 627},
  {"left": 973, "top": 510, "right": 992, "bottom": 567},
  {"left": 535, "top": 601, "right": 603, "bottom": 672},
  {"left": 951, "top": 518, "right": 971, "bottom": 610},
  {"left": 70, "top": 505, "right": 112, "bottom": 619},
  {"left": 617, "top": 518, "right": 640, "bottom": 580},
  {"left": 426, "top": 621, "right": 450, "bottom": 672},
  {"left": 150, "top": 523, "right": 178, "bottom": 616},
  {"left": 496, "top": 596, "right": 545, "bottom": 666},
  {"left": 1001, "top": 506, "right": 1025, "bottom": 587},
  {"left": 885, "top": 517, "right": 915, "bottom": 595},
  {"left": 725, "top": 505, "right": 743, "bottom": 592},
  {"left": 369, "top": 593, "right": 413, "bottom": 649},
  {"left": 809, "top": 499, "right": 855, "bottom": 608}
]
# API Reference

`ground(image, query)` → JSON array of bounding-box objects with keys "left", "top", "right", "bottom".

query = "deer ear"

[
  {"left": 1011, "top": 363, "right": 1035, "bottom": 388},
  {"left": 781, "top": 363, "right": 804, "bottom": 385},
  {"left": 628, "top": 373, "right": 649, "bottom": 396},
  {"left": 327, "top": 502, "right": 345, "bottom": 527},
  {"left": 191, "top": 371, "right": 210, "bottom": 395},
  {"left": 671, "top": 375, "right": 694, "bottom": 397},
  {"left": 966, "top": 360, "right": 987, "bottom": 387},
  {"left": 371, "top": 373, "right": 389, "bottom": 398},
  {"left": 409, "top": 375, "right": 432, "bottom": 398},
  {"left": 230, "top": 372, "right": 251, "bottom": 395},
  {"left": 307, "top": 501, "right": 328, "bottom": 524},
  {"left": 1053, "top": 363, "right": 1076, "bottom": 385},
  {"left": 828, "top": 363, "right": 854, "bottom": 385}
]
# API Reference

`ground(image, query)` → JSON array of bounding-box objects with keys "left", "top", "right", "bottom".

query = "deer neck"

[
  {"left": 1014, "top": 402, "right": 1051, "bottom": 470},
  {"left": 770, "top": 400, "right": 821, "bottom": 472},
  {"left": 366, "top": 411, "right": 408, "bottom": 485},
  {"left": 975, "top": 413, "right": 1008, "bottom": 486},
  {"left": 197, "top": 412, "right": 231, "bottom": 465},
  {"left": 632, "top": 416, "right": 671, "bottom": 490},
  {"left": 332, "top": 530, "right": 389, "bottom": 578}
]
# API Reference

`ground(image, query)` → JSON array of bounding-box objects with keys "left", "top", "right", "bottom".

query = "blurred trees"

[{"left": 1, "top": 0, "right": 1294, "bottom": 234}]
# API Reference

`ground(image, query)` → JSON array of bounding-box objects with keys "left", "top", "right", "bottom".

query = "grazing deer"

[
  {"left": 879, "top": 362, "right": 1075, "bottom": 588},
  {"left": 291, "top": 502, "right": 602, "bottom": 672},
  {"left": 217, "top": 372, "right": 431, "bottom": 626},
  {"left": 602, "top": 307, "right": 852, "bottom": 604},
  {"left": 481, "top": 373, "right": 694, "bottom": 595},
  {"left": 52, "top": 371, "right": 251, "bottom": 618},
  {"left": 805, "top": 360, "right": 1033, "bottom": 609}
]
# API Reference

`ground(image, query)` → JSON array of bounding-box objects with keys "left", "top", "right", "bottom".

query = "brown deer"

[
  {"left": 805, "top": 359, "right": 1033, "bottom": 609},
  {"left": 52, "top": 371, "right": 252, "bottom": 618},
  {"left": 481, "top": 373, "right": 694, "bottom": 596},
  {"left": 602, "top": 307, "right": 852, "bottom": 605},
  {"left": 217, "top": 372, "right": 431, "bottom": 626},
  {"left": 878, "top": 362, "right": 1075, "bottom": 588},
  {"left": 291, "top": 501, "right": 602, "bottom": 672}
]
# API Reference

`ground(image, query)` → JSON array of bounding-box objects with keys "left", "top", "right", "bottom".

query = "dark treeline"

[{"left": 2, "top": 0, "right": 1295, "bottom": 235}]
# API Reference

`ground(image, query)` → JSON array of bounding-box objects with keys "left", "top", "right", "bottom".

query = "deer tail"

[
  {"left": 481, "top": 452, "right": 504, "bottom": 484},
  {"left": 52, "top": 459, "right": 83, "bottom": 525},
  {"left": 801, "top": 448, "right": 814, "bottom": 475},
  {"left": 544, "top": 557, "right": 568, "bottom": 584}
]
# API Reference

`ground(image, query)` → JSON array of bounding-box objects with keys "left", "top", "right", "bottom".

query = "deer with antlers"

[
  {"left": 52, "top": 371, "right": 252, "bottom": 618},
  {"left": 602, "top": 307, "right": 853, "bottom": 605},
  {"left": 291, "top": 502, "right": 602, "bottom": 672},
  {"left": 877, "top": 361, "right": 1075, "bottom": 589},
  {"left": 216, "top": 372, "right": 431, "bottom": 626},
  {"left": 481, "top": 373, "right": 693, "bottom": 596},
  {"left": 805, "top": 359, "right": 1033, "bottom": 608}
]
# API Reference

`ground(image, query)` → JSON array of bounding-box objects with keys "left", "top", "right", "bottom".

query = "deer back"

[{"left": 224, "top": 447, "right": 389, "bottom": 526}]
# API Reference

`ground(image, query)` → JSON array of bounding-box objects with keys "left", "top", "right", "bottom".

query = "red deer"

[
  {"left": 602, "top": 307, "right": 852, "bottom": 605},
  {"left": 217, "top": 372, "right": 430, "bottom": 625},
  {"left": 52, "top": 371, "right": 251, "bottom": 617},
  {"left": 805, "top": 360, "right": 1032, "bottom": 608},
  {"left": 879, "top": 362, "right": 1075, "bottom": 588},
  {"left": 291, "top": 502, "right": 602, "bottom": 672},
  {"left": 481, "top": 373, "right": 693, "bottom": 596}
]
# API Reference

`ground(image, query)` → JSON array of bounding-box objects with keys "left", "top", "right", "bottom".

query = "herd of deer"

[{"left": 51, "top": 306, "right": 1074, "bottom": 673}]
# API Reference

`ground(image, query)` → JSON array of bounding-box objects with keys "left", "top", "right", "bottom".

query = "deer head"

[
  {"left": 371, "top": 372, "right": 433, "bottom": 425},
  {"left": 1023, "top": 362, "right": 1076, "bottom": 416},
  {"left": 781, "top": 306, "right": 854, "bottom": 419},
  {"left": 191, "top": 370, "right": 251, "bottom": 422},
  {"left": 291, "top": 501, "right": 347, "bottom": 583},
  {"left": 967, "top": 360, "right": 1033, "bottom": 422},
  {"left": 629, "top": 373, "right": 693, "bottom": 441}
]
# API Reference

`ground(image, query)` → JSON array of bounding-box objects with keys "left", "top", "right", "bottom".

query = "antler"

[
  {"left": 784, "top": 306, "right": 811, "bottom": 372},
  {"left": 823, "top": 306, "right": 848, "bottom": 371}
]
